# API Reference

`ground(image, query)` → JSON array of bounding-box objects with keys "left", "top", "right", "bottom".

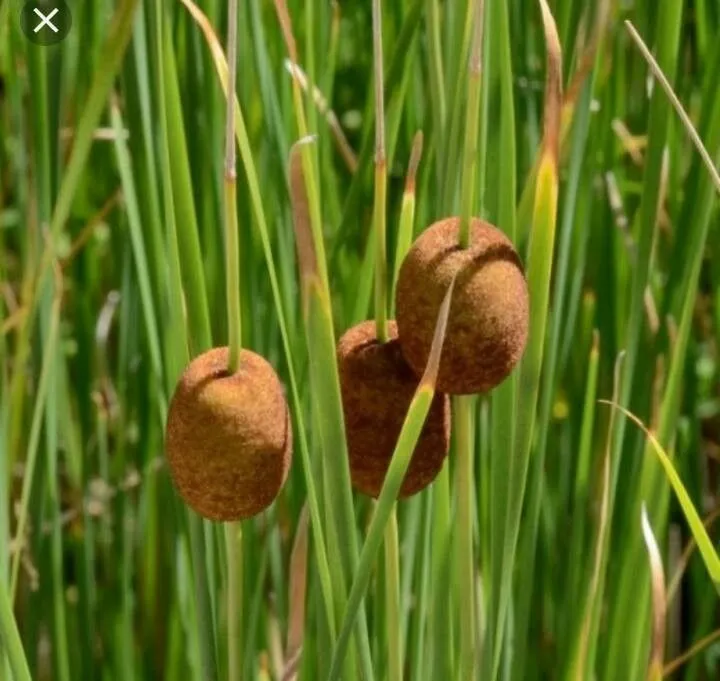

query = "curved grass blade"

[
  {"left": 327, "top": 275, "right": 457, "bottom": 681},
  {"left": 599, "top": 401, "right": 720, "bottom": 590}
]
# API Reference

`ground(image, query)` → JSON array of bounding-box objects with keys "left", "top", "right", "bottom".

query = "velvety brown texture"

[
  {"left": 337, "top": 320, "right": 450, "bottom": 498},
  {"left": 395, "top": 217, "right": 529, "bottom": 395},
  {"left": 165, "top": 347, "right": 292, "bottom": 521}
]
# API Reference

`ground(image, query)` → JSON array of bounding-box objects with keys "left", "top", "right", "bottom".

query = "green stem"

[
  {"left": 374, "top": 161, "right": 388, "bottom": 341},
  {"left": 224, "top": 5, "right": 242, "bottom": 680},
  {"left": 458, "top": 0, "right": 484, "bottom": 248},
  {"left": 385, "top": 510, "right": 402, "bottom": 681},
  {"left": 225, "top": 0, "right": 242, "bottom": 372},
  {"left": 373, "top": 0, "right": 388, "bottom": 341},
  {"left": 455, "top": 395, "right": 476, "bottom": 677},
  {"left": 392, "top": 130, "right": 422, "bottom": 311},
  {"left": 225, "top": 523, "right": 242, "bottom": 681},
  {"left": 225, "top": 178, "right": 242, "bottom": 372},
  {"left": 455, "top": 1, "right": 484, "bottom": 674},
  {"left": 188, "top": 514, "right": 219, "bottom": 681}
]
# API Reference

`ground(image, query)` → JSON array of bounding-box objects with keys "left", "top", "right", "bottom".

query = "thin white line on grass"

[{"left": 625, "top": 20, "right": 720, "bottom": 194}]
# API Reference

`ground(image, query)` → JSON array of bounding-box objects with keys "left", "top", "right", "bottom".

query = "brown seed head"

[
  {"left": 395, "top": 217, "right": 529, "bottom": 395},
  {"left": 165, "top": 347, "right": 292, "bottom": 521},
  {"left": 337, "top": 320, "right": 450, "bottom": 498}
]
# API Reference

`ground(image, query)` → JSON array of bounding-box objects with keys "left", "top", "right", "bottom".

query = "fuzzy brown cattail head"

[
  {"left": 165, "top": 347, "right": 292, "bottom": 521},
  {"left": 337, "top": 320, "right": 450, "bottom": 498},
  {"left": 395, "top": 217, "right": 529, "bottom": 395}
]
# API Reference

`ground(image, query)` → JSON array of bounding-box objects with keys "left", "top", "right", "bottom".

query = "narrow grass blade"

[
  {"left": 624, "top": 21, "right": 720, "bottom": 194},
  {"left": 109, "top": 101, "right": 164, "bottom": 396},
  {"left": 384, "top": 510, "right": 402, "bottom": 681},
  {"left": 10, "top": 259, "right": 61, "bottom": 601},
  {"left": 494, "top": 2, "right": 562, "bottom": 676},
  {"left": 371, "top": 0, "right": 389, "bottom": 342},
  {"left": 282, "top": 505, "right": 309, "bottom": 681},
  {"left": 640, "top": 505, "right": 666, "bottom": 681},
  {"left": 488, "top": 0, "right": 518, "bottom": 670},
  {"left": 289, "top": 135, "right": 372, "bottom": 678},
  {"left": 161, "top": 23, "right": 212, "bottom": 353},
  {"left": 663, "top": 627, "right": 720, "bottom": 677},
  {"left": 49, "top": 0, "right": 139, "bottom": 239},
  {"left": 0, "top": 581, "right": 31, "bottom": 681}
]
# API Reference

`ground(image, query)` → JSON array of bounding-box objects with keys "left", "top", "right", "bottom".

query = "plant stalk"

[
  {"left": 224, "top": 3, "right": 243, "bottom": 680},
  {"left": 458, "top": 0, "right": 485, "bottom": 248},
  {"left": 225, "top": 0, "right": 242, "bottom": 373},
  {"left": 372, "top": 0, "right": 388, "bottom": 341}
]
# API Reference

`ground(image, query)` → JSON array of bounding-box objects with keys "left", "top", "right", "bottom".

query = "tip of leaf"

[
  {"left": 641, "top": 503, "right": 667, "bottom": 679},
  {"left": 405, "top": 130, "right": 424, "bottom": 193},
  {"left": 420, "top": 275, "right": 456, "bottom": 389},
  {"left": 289, "top": 140, "right": 319, "bottom": 287},
  {"left": 538, "top": 0, "right": 563, "bottom": 166}
]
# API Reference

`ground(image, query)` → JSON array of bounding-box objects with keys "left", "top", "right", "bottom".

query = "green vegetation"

[{"left": 2, "top": 0, "right": 720, "bottom": 679}]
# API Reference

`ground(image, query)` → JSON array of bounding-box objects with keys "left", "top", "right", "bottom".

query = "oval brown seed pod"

[
  {"left": 338, "top": 320, "right": 450, "bottom": 498},
  {"left": 165, "top": 347, "right": 292, "bottom": 521},
  {"left": 395, "top": 217, "right": 529, "bottom": 395}
]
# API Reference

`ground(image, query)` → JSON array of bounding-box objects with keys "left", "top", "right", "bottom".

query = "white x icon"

[{"left": 33, "top": 7, "right": 59, "bottom": 33}]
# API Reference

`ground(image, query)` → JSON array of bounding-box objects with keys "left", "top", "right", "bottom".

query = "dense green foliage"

[{"left": 1, "top": 0, "right": 720, "bottom": 679}]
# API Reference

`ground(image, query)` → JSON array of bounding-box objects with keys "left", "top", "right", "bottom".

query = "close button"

[{"left": 20, "top": 1, "right": 72, "bottom": 46}]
